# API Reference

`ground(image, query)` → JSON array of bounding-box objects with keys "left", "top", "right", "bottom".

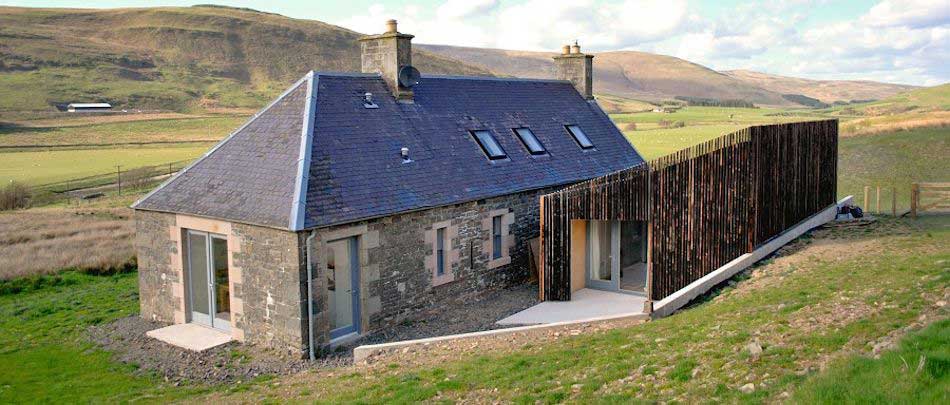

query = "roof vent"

[
  {"left": 400, "top": 147, "right": 412, "bottom": 163},
  {"left": 363, "top": 92, "right": 379, "bottom": 109}
]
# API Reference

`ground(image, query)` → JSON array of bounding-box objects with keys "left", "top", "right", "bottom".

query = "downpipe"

[{"left": 305, "top": 230, "right": 316, "bottom": 361}]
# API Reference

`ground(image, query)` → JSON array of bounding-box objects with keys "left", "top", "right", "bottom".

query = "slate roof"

[{"left": 134, "top": 72, "right": 645, "bottom": 230}]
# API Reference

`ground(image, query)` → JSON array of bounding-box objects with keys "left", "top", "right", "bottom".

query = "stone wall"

[
  {"left": 231, "top": 223, "right": 307, "bottom": 354},
  {"left": 135, "top": 210, "right": 307, "bottom": 355},
  {"left": 136, "top": 210, "right": 179, "bottom": 323},
  {"left": 307, "top": 187, "right": 554, "bottom": 347}
]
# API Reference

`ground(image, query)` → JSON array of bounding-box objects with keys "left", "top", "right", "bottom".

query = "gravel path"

[{"left": 87, "top": 282, "right": 538, "bottom": 385}]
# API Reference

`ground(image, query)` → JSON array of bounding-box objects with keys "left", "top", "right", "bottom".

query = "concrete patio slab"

[
  {"left": 497, "top": 288, "right": 645, "bottom": 325},
  {"left": 146, "top": 323, "right": 232, "bottom": 352}
]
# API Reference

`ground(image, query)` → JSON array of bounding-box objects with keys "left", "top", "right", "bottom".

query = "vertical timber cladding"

[
  {"left": 540, "top": 119, "right": 838, "bottom": 302},
  {"left": 752, "top": 120, "right": 839, "bottom": 245},
  {"left": 648, "top": 130, "right": 755, "bottom": 299},
  {"left": 540, "top": 167, "right": 650, "bottom": 300}
]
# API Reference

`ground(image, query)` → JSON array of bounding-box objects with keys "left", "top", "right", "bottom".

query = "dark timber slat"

[{"left": 539, "top": 120, "right": 838, "bottom": 301}]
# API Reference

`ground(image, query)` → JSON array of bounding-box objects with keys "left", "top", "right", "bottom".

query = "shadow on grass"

[
  {"left": 0, "top": 122, "right": 56, "bottom": 135},
  {"left": 0, "top": 258, "right": 136, "bottom": 296}
]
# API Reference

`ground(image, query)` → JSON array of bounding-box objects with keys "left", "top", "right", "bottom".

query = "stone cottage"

[{"left": 132, "top": 20, "right": 644, "bottom": 358}]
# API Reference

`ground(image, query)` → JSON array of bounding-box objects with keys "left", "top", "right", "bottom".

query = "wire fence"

[{"left": 2, "top": 159, "right": 192, "bottom": 210}]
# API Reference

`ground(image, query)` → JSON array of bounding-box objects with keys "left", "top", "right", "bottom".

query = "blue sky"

[{"left": 2, "top": 0, "right": 947, "bottom": 85}]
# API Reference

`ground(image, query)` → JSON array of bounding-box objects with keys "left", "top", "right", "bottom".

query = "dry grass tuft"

[{"left": 0, "top": 208, "right": 133, "bottom": 280}]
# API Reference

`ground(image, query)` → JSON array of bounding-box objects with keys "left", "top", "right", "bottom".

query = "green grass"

[
  {"left": 0, "top": 271, "right": 209, "bottom": 403},
  {"left": 611, "top": 106, "right": 827, "bottom": 126},
  {"left": 626, "top": 124, "right": 743, "bottom": 160},
  {"left": 792, "top": 318, "right": 949, "bottom": 404},
  {"left": 822, "top": 83, "right": 950, "bottom": 116},
  {"left": 0, "top": 143, "right": 212, "bottom": 185},
  {"left": 838, "top": 126, "right": 950, "bottom": 213},
  {"left": 0, "top": 115, "right": 245, "bottom": 147}
]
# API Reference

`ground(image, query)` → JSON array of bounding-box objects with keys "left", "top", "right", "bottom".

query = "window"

[
  {"left": 566, "top": 125, "right": 594, "bottom": 149},
  {"left": 471, "top": 130, "right": 507, "bottom": 159},
  {"left": 492, "top": 215, "right": 503, "bottom": 259},
  {"left": 514, "top": 128, "right": 546, "bottom": 155},
  {"left": 436, "top": 227, "right": 446, "bottom": 276}
]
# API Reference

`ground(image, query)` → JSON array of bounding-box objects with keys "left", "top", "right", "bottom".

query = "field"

[
  {"left": 0, "top": 115, "right": 246, "bottom": 147},
  {"left": 0, "top": 144, "right": 212, "bottom": 186},
  {"left": 0, "top": 216, "right": 945, "bottom": 402},
  {"left": 0, "top": 208, "right": 133, "bottom": 281}
]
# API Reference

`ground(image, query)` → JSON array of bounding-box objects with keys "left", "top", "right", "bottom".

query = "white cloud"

[
  {"left": 436, "top": 0, "right": 497, "bottom": 20},
  {"left": 494, "top": 0, "right": 688, "bottom": 51},
  {"left": 334, "top": 0, "right": 948, "bottom": 85},
  {"left": 863, "top": 0, "right": 950, "bottom": 29}
]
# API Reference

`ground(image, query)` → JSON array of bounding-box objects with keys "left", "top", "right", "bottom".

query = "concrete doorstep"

[{"left": 146, "top": 323, "right": 232, "bottom": 352}]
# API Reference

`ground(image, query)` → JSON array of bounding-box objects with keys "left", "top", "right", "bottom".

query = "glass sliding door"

[
  {"left": 619, "top": 221, "right": 648, "bottom": 294},
  {"left": 587, "top": 220, "right": 648, "bottom": 294},
  {"left": 185, "top": 230, "right": 230, "bottom": 331},
  {"left": 587, "top": 221, "right": 619, "bottom": 290},
  {"left": 211, "top": 236, "right": 230, "bottom": 328},
  {"left": 186, "top": 231, "right": 211, "bottom": 326},
  {"left": 327, "top": 236, "right": 360, "bottom": 340}
]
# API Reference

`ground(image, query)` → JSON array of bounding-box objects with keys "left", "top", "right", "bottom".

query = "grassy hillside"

[
  {"left": 0, "top": 5, "right": 491, "bottom": 113},
  {"left": 0, "top": 215, "right": 944, "bottom": 402},
  {"left": 420, "top": 44, "right": 795, "bottom": 106},
  {"left": 822, "top": 84, "right": 950, "bottom": 135},
  {"left": 723, "top": 69, "right": 918, "bottom": 104}
]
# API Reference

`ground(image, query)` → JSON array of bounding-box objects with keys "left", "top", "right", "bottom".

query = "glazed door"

[
  {"left": 327, "top": 236, "right": 360, "bottom": 340},
  {"left": 185, "top": 230, "right": 231, "bottom": 331},
  {"left": 587, "top": 221, "right": 620, "bottom": 291}
]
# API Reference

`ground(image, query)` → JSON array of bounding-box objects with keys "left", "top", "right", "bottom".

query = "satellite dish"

[{"left": 398, "top": 66, "right": 421, "bottom": 88}]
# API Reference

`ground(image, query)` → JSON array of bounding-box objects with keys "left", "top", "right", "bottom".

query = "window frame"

[
  {"left": 565, "top": 124, "right": 595, "bottom": 149},
  {"left": 492, "top": 215, "right": 503, "bottom": 260},
  {"left": 512, "top": 127, "right": 547, "bottom": 155},
  {"left": 470, "top": 129, "right": 508, "bottom": 160},
  {"left": 436, "top": 227, "right": 446, "bottom": 276}
]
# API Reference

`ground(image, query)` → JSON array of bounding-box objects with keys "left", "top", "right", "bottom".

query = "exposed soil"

[
  {"left": 339, "top": 283, "right": 539, "bottom": 350},
  {"left": 87, "top": 283, "right": 539, "bottom": 385}
]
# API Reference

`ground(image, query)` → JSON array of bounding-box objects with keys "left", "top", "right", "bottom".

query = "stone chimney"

[
  {"left": 553, "top": 40, "right": 594, "bottom": 100},
  {"left": 359, "top": 19, "right": 414, "bottom": 102}
]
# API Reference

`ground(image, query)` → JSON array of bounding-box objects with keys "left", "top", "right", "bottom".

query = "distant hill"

[
  {"left": 722, "top": 70, "right": 918, "bottom": 104},
  {"left": 0, "top": 5, "right": 922, "bottom": 113},
  {"left": 419, "top": 45, "right": 795, "bottom": 106},
  {"left": 0, "top": 5, "right": 491, "bottom": 112}
]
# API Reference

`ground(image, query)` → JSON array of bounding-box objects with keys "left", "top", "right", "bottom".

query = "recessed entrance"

[
  {"left": 586, "top": 220, "right": 647, "bottom": 295},
  {"left": 327, "top": 236, "right": 361, "bottom": 340},
  {"left": 185, "top": 230, "right": 230, "bottom": 331}
]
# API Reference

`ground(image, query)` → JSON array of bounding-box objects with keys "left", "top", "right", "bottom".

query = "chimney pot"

[
  {"left": 571, "top": 40, "right": 581, "bottom": 54},
  {"left": 359, "top": 20, "right": 414, "bottom": 102},
  {"left": 561, "top": 45, "right": 571, "bottom": 55}
]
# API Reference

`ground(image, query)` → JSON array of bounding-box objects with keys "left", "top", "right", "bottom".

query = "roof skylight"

[
  {"left": 566, "top": 125, "right": 594, "bottom": 149},
  {"left": 514, "top": 128, "right": 546, "bottom": 155},
  {"left": 471, "top": 130, "right": 507, "bottom": 160}
]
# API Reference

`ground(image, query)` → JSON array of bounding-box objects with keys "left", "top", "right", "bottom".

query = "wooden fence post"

[
  {"left": 891, "top": 187, "right": 897, "bottom": 217},
  {"left": 864, "top": 186, "right": 870, "bottom": 210},
  {"left": 876, "top": 186, "right": 881, "bottom": 214},
  {"left": 911, "top": 183, "right": 919, "bottom": 218}
]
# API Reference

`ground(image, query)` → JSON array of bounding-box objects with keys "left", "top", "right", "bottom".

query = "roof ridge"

[
  {"left": 313, "top": 72, "right": 381, "bottom": 78},
  {"left": 289, "top": 72, "right": 318, "bottom": 230},
  {"left": 131, "top": 71, "right": 315, "bottom": 210},
  {"left": 420, "top": 74, "right": 570, "bottom": 84}
]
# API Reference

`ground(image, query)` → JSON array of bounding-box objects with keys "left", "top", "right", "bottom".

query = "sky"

[{"left": 2, "top": 0, "right": 947, "bottom": 86}]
